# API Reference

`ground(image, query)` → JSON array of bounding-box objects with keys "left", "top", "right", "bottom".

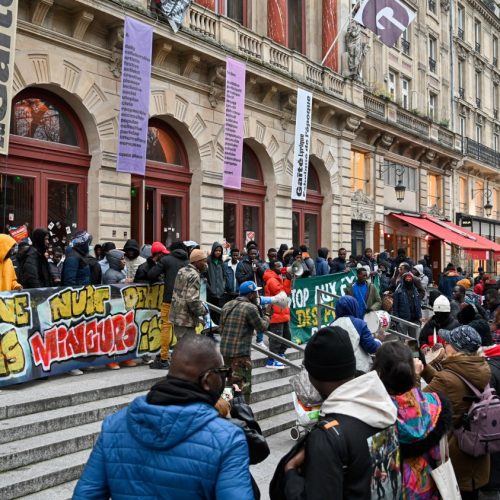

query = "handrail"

[{"left": 251, "top": 343, "right": 301, "bottom": 370}]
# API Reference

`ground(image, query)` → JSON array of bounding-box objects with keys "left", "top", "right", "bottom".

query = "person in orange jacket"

[
  {"left": 263, "top": 261, "right": 291, "bottom": 369},
  {"left": 0, "top": 234, "right": 22, "bottom": 291}
]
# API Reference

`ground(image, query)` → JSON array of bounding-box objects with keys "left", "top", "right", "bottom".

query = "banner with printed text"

[
  {"left": 291, "top": 89, "right": 313, "bottom": 201},
  {"left": 0, "top": 284, "right": 163, "bottom": 387},
  {"left": 116, "top": 17, "right": 153, "bottom": 175},
  {"left": 0, "top": 0, "right": 19, "bottom": 155}
]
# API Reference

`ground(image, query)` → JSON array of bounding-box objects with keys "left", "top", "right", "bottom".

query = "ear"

[{"left": 199, "top": 372, "right": 211, "bottom": 392}]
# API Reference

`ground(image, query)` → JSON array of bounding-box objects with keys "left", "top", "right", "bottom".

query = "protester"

[
  {"left": 102, "top": 249, "right": 127, "bottom": 285},
  {"left": 74, "top": 334, "right": 254, "bottom": 499},
  {"left": 412, "top": 263, "right": 429, "bottom": 290},
  {"left": 93, "top": 244, "right": 103, "bottom": 260},
  {"left": 48, "top": 246, "right": 64, "bottom": 285},
  {"left": 277, "top": 243, "right": 288, "bottom": 265},
  {"left": 360, "top": 247, "right": 376, "bottom": 273},
  {"left": 345, "top": 267, "right": 382, "bottom": 319},
  {"left": 299, "top": 245, "right": 316, "bottom": 277},
  {"left": 0, "top": 234, "right": 22, "bottom": 291},
  {"left": 492, "top": 308, "right": 500, "bottom": 345},
  {"left": 378, "top": 261, "right": 392, "bottom": 295},
  {"left": 419, "top": 295, "right": 459, "bottom": 350},
  {"left": 281, "top": 326, "right": 397, "bottom": 498},
  {"left": 169, "top": 249, "right": 208, "bottom": 339},
  {"left": 223, "top": 247, "right": 240, "bottom": 303},
  {"left": 98, "top": 242, "right": 116, "bottom": 278},
  {"left": 262, "top": 248, "right": 278, "bottom": 272},
  {"left": 134, "top": 242, "right": 168, "bottom": 283},
  {"left": 418, "top": 325, "right": 491, "bottom": 498},
  {"left": 18, "top": 228, "right": 53, "bottom": 289},
  {"left": 474, "top": 266, "right": 485, "bottom": 286},
  {"left": 450, "top": 284, "right": 467, "bottom": 319},
  {"left": 315, "top": 247, "right": 330, "bottom": 276},
  {"left": 236, "top": 246, "right": 264, "bottom": 288},
  {"left": 62, "top": 231, "right": 93, "bottom": 287},
  {"left": 439, "top": 263, "right": 462, "bottom": 299},
  {"left": 148, "top": 241, "right": 189, "bottom": 370},
  {"left": 457, "top": 304, "right": 493, "bottom": 347},
  {"left": 418, "top": 258, "right": 433, "bottom": 284},
  {"left": 390, "top": 248, "right": 413, "bottom": 275},
  {"left": 330, "top": 248, "right": 348, "bottom": 273},
  {"left": 392, "top": 272, "right": 422, "bottom": 329},
  {"left": 206, "top": 242, "right": 225, "bottom": 323},
  {"left": 123, "top": 239, "right": 146, "bottom": 281},
  {"left": 263, "top": 261, "right": 292, "bottom": 369},
  {"left": 220, "top": 281, "right": 272, "bottom": 402},
  {"left": 484, "top": 288, "right": 500, "bottom": 323},
  {"left": 333, "top": 295, "right": 381, "bottom": 373},
  {"left": 373, "top": 342, "right": 453, "bottom": 499}
]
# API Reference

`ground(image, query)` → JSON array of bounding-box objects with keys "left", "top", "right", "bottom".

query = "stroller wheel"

[{"left": 290, "top": 426, "right": 301, "bottom": 441}]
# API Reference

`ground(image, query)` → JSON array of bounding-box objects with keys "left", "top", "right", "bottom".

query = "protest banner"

[
  {"left": 290, "top": 270, "right": 380, "bottom": 344},
  {"left": 0, "top": 283, "right": 163, "bottom": 387}
]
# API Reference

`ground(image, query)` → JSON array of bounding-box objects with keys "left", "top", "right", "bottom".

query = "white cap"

[{"left": 433, "top": 295, "right": 451, "bottom": 313}]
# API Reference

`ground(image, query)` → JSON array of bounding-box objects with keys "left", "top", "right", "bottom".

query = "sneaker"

[
  {"left": 256, "top": 341, "right": 267, "bottom": 349},
  {"left": 107, "top": 363, "right": 120, "bottom": 370},
  {"left": 150, "top": 358, "right": 170, "bottom": 370},
  {"left": 141, "top": 355, "right": 154, "bottom": 365},
  {"left": 69, "top": 369, "right": 83, "bottom": 376},
  {"left": 277, "top": 353, "right": 287, "bottom": 360},
  {"left": 121, "top": 360, "right": 137, "bottom": 368},
  {"left": 265, "top": 359, "right": 285, "bottom": 369}
]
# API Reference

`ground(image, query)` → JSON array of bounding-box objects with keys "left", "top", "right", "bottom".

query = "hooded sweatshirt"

[
  {"left": 123, "top": 239, "right": 146, "bottom": 280},
  {"left": 103, "top": 250, "right": 126, "bottom": 285},
  {"left": 0, "top": 235, "right": 22, "bottom": 291},
  {"left": 18, "top": 229, "right": 52, "bottom": 289},
  {"left": 285, "top": 371, "right": 397, "bottom": 500},
  {"left": 207, "top": 242, "right": 225, "bottom": 299},
  {"left": 148, "top": 248, "right": 189, "bottom": 303}
]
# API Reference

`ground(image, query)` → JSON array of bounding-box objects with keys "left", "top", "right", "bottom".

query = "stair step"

[
  {"left": 0, "top": 421, "right": 102, "bottom": 472},
  {"left": 0, "top": 449, "right": 91, "bottom": 499},
  {"left": 259, "top": 409, "right": 297, "bottom": 438},
  {"left": 251, "top": 349, "right": 303, "bottom": 368},
  {"left": 0, "top": 365, "right": 165, "bottom": 420},
  {"left": 251, "top": 393, "right": 294, "bottom": 421},
  {"left": 251, "top": 363, "right": 299, "bottom": 385},
  {"left": 250, "top": 377, "right": 292, "bottom": 404},
  {"left": 18, "top": 480, "right": 77, "bottom": 500}
]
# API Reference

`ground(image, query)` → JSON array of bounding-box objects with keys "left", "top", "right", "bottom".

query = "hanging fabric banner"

[
  {"left": 291, "top": 89, "right": 313, "bottom": 201},
  {"left": 223, "top": 57, "right": 246, "bottom": 189},
  {"left": 0, "top": 0, "right": 19, "bottom": 155},
  {"left": 156, "top": 0, "right": 192, "bottom": 32},
  {"left": 116, "top": 17, "right": 153, "bottom": 176}
]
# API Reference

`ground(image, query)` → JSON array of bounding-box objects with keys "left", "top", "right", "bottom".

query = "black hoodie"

[
  {"left": 147, "top": 248, "right": 189, "bottom": 302},
  {"left": 18, "top": 229, "right": 53, "bottom": 289},
  {"left": 207, "top": 242, "right": 225, "bottom": 298}
]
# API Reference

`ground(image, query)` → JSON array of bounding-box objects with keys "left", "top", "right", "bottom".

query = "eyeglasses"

[{"left": 199, "top": 365, "right": 232, "bottom": 381}]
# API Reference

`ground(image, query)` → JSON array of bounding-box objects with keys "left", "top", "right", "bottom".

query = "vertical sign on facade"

[
  {"left": 223, "top": 57, "right": 246, "bottom": 190},
  {"left": 116, "top": 17, "right": 153, "bottom": 176},
  {"left": 0, "top": 0, "right": 19, "bottom": 155},
  {"left": 291, "top": 89, "right": 313, "bottom": 201}
]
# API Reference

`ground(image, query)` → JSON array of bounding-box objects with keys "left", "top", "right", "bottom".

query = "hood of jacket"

[
  {"left": 321, "top": 371, "right": 397, "bottom": 429},
  {"left": 413, "top": 264, "right": 424, "bottom": 276},
  {"left": 441, "top": 354, "right": 492, "bottom": 390},
  {"left": 263, "top": 268, "right": 279, "bottom": 283},
  {"left": 123, "top": 239, "right": 140, "bottom": 258},
  {"left": 126, "top": 395, "right": 219, "bottom": 451},
  {"left": 170, "top": 248, "right": 188, "bottom": 260},
  {"left": 0, "top": 234, "right": 16, "bottom": 263},
  {"left": 107, "top": 249, "right": 124, "bottom": 271},
  {"left": 335, "top": 295, "right": 359, "bottom": 318},
  {"left": 210, "top": 241, "right": 223, "bottom": 260},
  {"left": 32, "top": 228, "right": 49, "bottom": 254}
]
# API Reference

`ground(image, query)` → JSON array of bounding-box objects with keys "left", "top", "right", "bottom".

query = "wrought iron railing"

[
  {"left": 429, "top": 57, "right": 436, "bottom": 73},
  {"left": 458, "top": 28, "right": 465, "bottom": 40},
  {"left": 401, "top": 39, "right": 410, "bottom": 55},
  {"left": 463, "top": 137, "right": 500, "bottom": 169}
]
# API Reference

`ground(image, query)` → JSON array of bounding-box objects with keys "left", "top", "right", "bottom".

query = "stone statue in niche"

[
  {"left": 109, "top": 26, "right": 124, "bottom": 78},
  {"left": 343, "top": 20, "right": 369, "bottom": 81}
]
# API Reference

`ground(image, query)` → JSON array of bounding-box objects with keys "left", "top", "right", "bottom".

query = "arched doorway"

[
  {"left": 2, "top": 89, "right": 90, "bottom": 246},
  {"left": 223, "top": 144, "right": 266, "bottom": 251},
  {"left": 292, "top": 165, "right": 323, "bottom": 256},
  {"left": 131, "top": 119, "right": 191, "bottom": 246}
]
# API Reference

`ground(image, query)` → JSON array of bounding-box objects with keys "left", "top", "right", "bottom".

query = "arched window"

[
  {"left": 2, "top": 89, "right": 89, "bottom": 244},
  {"left": 131, "top": 119, "right": 191, "bottom": 246},
  {"left": 292, "top": 164, "right": 323, "bottom": 256},
  {"left": 223, "top": 144, "right": 266, "bottom": 251}
]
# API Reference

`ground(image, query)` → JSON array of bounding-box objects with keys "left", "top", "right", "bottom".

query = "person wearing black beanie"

[
  {"left": 281, "top": 327, "right": 396, "bottom": 499},
  {"left": 18, "top": 228, "right": 53, "bottom": 288}
]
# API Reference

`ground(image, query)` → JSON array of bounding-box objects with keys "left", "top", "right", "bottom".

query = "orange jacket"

[
  {"left": 263, "top": 268, "right": 291, "bottom": 324},
  {"left": 0, "top": 234, "right": 22, "bottom": 292}
]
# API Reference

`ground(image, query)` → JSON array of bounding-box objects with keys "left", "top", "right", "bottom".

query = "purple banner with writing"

[
  {"left": 223, "top": 57, "right": 246, "bottom": 189},
  {"left": 116, "top": 17, "right": 153, "bottom": 175}
]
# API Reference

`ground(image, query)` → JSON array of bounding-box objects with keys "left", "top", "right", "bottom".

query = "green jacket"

[{"left": 345, "top": 282, "right": 382, "bottom": 313}]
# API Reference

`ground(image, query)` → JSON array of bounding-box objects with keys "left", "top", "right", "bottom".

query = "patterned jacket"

[{"left": 169, "top": 264, "right": 206, "bottom": 327}]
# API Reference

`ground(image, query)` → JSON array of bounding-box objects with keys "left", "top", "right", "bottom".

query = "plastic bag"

[
  {"left": 289, "top": 366, "right": 323, "bottom": 406},
  {"left": 292, "top": 392, "right": 321, "bottom": 426}
]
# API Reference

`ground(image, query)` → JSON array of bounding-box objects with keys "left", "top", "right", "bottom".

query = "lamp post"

[
  {"left": 471, "top": 184, "right": 493, "bottom": 217},
  {"left": 380, "top": 162, "right": 407, "bottom": 202}
]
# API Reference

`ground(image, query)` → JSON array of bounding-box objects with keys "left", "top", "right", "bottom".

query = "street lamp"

[
  {"left": 471, "top": 184, "right": 494, "bottom": 217},
  {"left": 379, "top": 162, "right": 407, "bottom": 202}
]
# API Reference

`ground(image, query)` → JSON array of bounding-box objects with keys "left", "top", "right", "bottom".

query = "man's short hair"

[
  {"left": 230, "top": 247, "right": 240, "bottom": 255},
  {"left": 357, "top": 267, "right": 367, "bottom": 275}
]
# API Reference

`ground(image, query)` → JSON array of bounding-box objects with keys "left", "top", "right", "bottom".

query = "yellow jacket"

[{"left": 0, "top": 234, "right": 22, "bottom": 292}]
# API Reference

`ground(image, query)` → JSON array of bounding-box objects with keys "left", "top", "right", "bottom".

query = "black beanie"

[{"left": 304, "top": 326, "right": 356, "bottom": 381}]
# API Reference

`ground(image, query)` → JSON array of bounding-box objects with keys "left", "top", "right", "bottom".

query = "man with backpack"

[{"left": 280, "top": 326, "right": 397, "bottom": 499}]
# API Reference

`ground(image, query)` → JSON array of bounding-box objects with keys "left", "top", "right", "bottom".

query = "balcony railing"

[
  {"left": 396, "top": 109, "right": 430, "bottom": 136},
  {"left": 475, "top": 42, "right": 481, "bottom": 53},
  {"left": 438, "top": 128, "right": 454, "bottom": 147},
  {"left": 459, "top": 87, "right": 465, "bottom": 99},
  {"left": 401, "top": 39, "right": 410, "bottom": 55},
  {"left": 364, "top": 93, "right": 387, "bottom": 117},
  {"left": 458, "top": 28, "right": 465, "bottom": 40},
  {"left": 463, "top": 137, "right": 500, "bottom": 169},
  {"left": 429, "top": 57, "right": 436, "bottom": 73},
  {"left": 476, "top": 97, "right": 481, "bottom": 108}
]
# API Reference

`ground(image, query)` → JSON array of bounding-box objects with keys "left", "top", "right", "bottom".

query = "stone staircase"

[{"left": 0, "top": 348, "right": 302, "bottom": 499}]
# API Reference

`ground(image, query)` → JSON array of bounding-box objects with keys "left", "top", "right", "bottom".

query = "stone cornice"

[{"left": 465, "top": 0, "right": 500, "bottom": 29}]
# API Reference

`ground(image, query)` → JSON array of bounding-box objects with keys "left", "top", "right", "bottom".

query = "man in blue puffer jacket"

[{"left": 74, "top": 334, "right": 254, "bottom": 500}]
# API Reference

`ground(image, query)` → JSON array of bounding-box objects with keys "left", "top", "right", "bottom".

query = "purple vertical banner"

[
  {"left": 223, "top": 57, "right": 246, "bottom": 189},
  {"left": 116, "top": 17, "right": 153, "bottom": 175}
]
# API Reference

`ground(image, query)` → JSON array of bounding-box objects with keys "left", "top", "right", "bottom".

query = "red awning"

[{"left": 390, "top": 213, "right": 499, "bottom": 260}]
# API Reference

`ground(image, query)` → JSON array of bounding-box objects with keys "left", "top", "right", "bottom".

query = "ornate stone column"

[
  {"left": 196, "top": 0, "right": 216, "bottom": 10},
  {"left": 322, "top": 0, "right": 338, "bottom": 71},
  {"left": 267, "top": 0, "right": 287, "bottom": 46}
]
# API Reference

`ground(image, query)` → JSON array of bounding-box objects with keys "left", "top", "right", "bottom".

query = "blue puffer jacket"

[{"left": 73, "top": 396, "right": 253, "bottom": 499}]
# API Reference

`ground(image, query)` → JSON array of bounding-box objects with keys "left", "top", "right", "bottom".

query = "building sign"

[
  {"left": 354, "top": 0, "right": 416, "bottom": 48},
  {"left": 223, "top": 57, "right": 246, "bottom": 189},
  {"left": 461, "top": 216, "right": 472, "bottom": 228},
  {"left": 0, "top": 284, "right": 163, "bottom": 387},
  {"left": 292, "top": 89, "right": 313, "bottom": 201},
  {"left": 0, "top": 0, "right": 19, "bottom": 155},
  {"left": 116, "top": 17, "right": 153, "bottom": 176}
]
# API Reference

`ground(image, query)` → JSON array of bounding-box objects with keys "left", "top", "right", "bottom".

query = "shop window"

[
  {"left": 428, "top": 173, "right": 442, "bottom": 208},
  {"left": 351, "top": 151, "right": 371, "bottom": 194},
  {"left": 288, "top": 0, "right": 304, "bottom": 53}
]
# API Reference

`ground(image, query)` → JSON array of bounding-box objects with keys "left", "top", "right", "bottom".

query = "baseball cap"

[
  {"left": 151, "top": 242, "right": 169, "bottom": 255},
  {"left": 438, "top": 325, "right": 481, "bottom": 353},
  {"left": 239, "top": 281, "right": 262, "bottom": 295}
]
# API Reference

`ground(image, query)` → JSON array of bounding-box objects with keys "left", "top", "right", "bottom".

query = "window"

[
  {"left": 401, "top": 29, "right": 410, "bottom": 55},
  {"left": 428, "top": 0, "right": 436, "bottom": 13},
  {"left": 474, "top": 180, "right": 484, "bottom": 213},
  {"left": 351, "top": 151, "right": 371, "bottom": 194},
  {"left": 475, "top": 72, "right": 481, "bottom": 108},
  {"left": 458, "top": 59, "right": 465, "bottom": 97},
  {"left": 401, "top": 78, "right": 410, "bottom": 109},
  {"left": 494, "top": 36, "right": 498, "bottom": 67},
  {"left": 494, "top": 133, "right": 499, "bottom": 153},
  {"left": 459, "top": 176, "right": 468, "bottom": 212},
  {"left": 476, "top": 124, "right": 482, "bottom": 143},
  {"left": 146, "top": 126, "right": 185, "bottom": 165},
  {"left": 460, "top": 116, "right": 466, "bottom": 137},
  {"left": 428, "top": 174, "right": 442, "bottom": 208},
  {"left": 429, "top": 93, "right": 437, "bottom": 121},
  {"left": 474, "top": 19, "right": 481, "bottom": 52},
  {"left": 383, "top": 163, "right": 416, "bottom": 191},
  {"left": 388, "top": 71, "right": 396, "bottom": 100},
  {"left": 288, "top": 0, "right": 304, "bottom": 53},
  {"left": 429, "top": 36, "right": 437, "bottom": 73},
  {"left": 218, "top": 0, "right": 246, "bottom": 25},
  {"left": 457, "top": 5, "right": 465, "bottom": 39},
  {"left": 494, "top": 84, "right": 499, "bottom": 118}
]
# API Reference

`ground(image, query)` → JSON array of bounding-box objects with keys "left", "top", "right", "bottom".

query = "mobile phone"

[{"left": 221, "top": 387, "right": 234, "bottom": 401}]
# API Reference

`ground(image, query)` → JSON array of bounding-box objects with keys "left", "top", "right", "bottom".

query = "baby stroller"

[{"left": 289, "top": 366, "right": 323, "bottom": 440}]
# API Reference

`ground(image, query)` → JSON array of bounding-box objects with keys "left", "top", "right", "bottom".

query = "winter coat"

[
  {"left": 103, "top": 250, "right": 126, "bottom": 285},
  {"left": 207, "top": 242, "right": 225, "bottom": 299},
  {"left": 330, "top": 257, "right": 347, "bottom": 274},
  {"left": 301, "top": 253, "right": 316, "bottom": 278},
  {"left": 379, "top": 272, "right": 391, "bottom": 295},
  {"left": 360, "top": 255, "right": 376, "bottom": 272},
  {"left": 263, "top": 269, "right": 291, "bottom": 324},
  {"left": 18, "top": 246, "right": 53, "bottom": 289},
  {"left": 439, "top": 270, "right": 462, "bottom": 299},
  {"left": 284, "top": 371, "right": 397, "bottom": 499},
  {"left": 419, "top": 314, "right": 460, "bottom": 349},
  {"left": 345, "top": 282, "right": 382, "bottom": 317},
  {"left": 0, "top": 235, "right": 21, "bottom": 291},
  {"left": 148, "top": 249, "right": 189, "bottom": 303},
  {"left": 87, "top": 255, "right": 102, "bottom": 285},
  {"left": 48, "top": 259, "right": 63, "bottom": 284},
  {"left": 422, "top": 354, "right": 492, "bottom": 492},
  {"left": 73, "top": 395, "right": 253, "bottom": 500},
  {"left": 134, "top": 257, "right": 158, "bottom": 283},
  {"left": 123, "top": 240, "right": 146, "bottom": 281},
  {"left": 315, "top": 256, "right": 329, "bottom": 276},
  {"left": 236, "top": 256, "right": 264, "bottom": 288},
  {"left": 169, "top": 264, "right": 206, "bottom": 327},
  {"left": 392, "top": 284, "right": 422, "bottom": 322},
  {"left": 62, "top": 247, "right": 91, "bottom": 287},
  {"left": 223, "top": 259, "right": 238, "bottom": 295}
]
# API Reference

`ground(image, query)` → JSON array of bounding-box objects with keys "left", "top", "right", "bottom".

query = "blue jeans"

[{"left": 256, "top": 331, "right": 264, "bottom": 343}]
